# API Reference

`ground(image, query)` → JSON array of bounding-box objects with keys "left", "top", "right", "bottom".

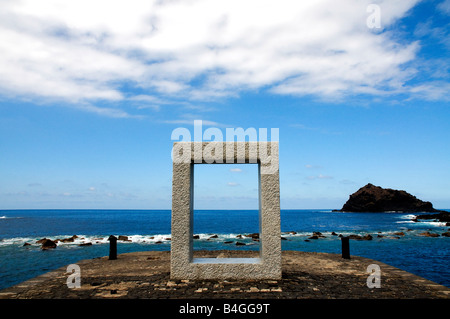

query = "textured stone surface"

[
  {"left": 171, "top": 142, "right": 281, "bottom": 279},
  {"left": 1, "top": 251, "right": 449, "bottom": 299}
]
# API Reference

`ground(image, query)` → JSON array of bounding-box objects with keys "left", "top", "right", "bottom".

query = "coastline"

[
  {"left": 1, "top": 209, "right": 449, "bottom": 291},
  {"left": 1, "top": 250, "right": 449, "bottom": 299}
]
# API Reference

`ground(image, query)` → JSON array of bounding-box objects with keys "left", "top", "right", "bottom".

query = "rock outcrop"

[
  {"left": 419, "top": 231, "right": 440, "bottom": 238},
  {"left": 348, "top": 234, "right": 373, "bottom": 240},
  {"left": 59, "top": 235, "right": 78, "bottom": 243},
  {"left": 413, "top": 211, "right": 450, "bottom": 224},
  {"left": 335, "top": 183, "right": 443, "bottom": 213},
  {"left": 40, "top": 239, "right": 57, "bottom": 250}
]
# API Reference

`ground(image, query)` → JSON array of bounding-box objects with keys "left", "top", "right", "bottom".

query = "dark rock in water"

[
  {"left": 414, "top": 211, "right": 450, "bottom": 223},
  {"left": 331, "top": 232, "right": 338, "bottom": 236},
  {"left": 23, "top": 242, "right": 31, "bottom": 246},
  {"left": 313, "top": 232, "right": 326, "bottom": 238},
  {"left": 334, "top": 183, "right": 443, "bottom": 213},
  {"left": 442, "top": 232, "right": 450, "bottom": 237},
  {"left": 193, "top": 235, "right": 200, "bottom": 239},
  {"left": 209, "top": 235, "right": 218, "bottom": 239},
  {"left": 60, "top": 235, "right": 78, "bottom": 243},
  {"left": 308, "top": 235, "right": 319, "bottom": 240},
  {"left": 348, "top": 234, "right": 372, "bottom": 240},
  {"left": 36, "top": 238, "right": 47, "bottom": 244},
  {"left": 281, "top": 237, "right": 287, "bottom": 240},
  {"left": 41, "top": 239, "right": 57, "bottom": 250},
  {"left": 118, "top": 235, "right": 131, "bottom": 241},
  {"left": 224, "top": 241, "right": 233, "bottom": 244},
  {"left": 244, "top": 233, "right": 259, "bottom": 239},
  {"left": 79, "top": 242, "right": 92, "bottom": 246},
  {"left": 419, "top": 231, "right": 440, "bottom": 238},
  {"left": 235, "top": 242, "right": 246, "bottom": 246}
]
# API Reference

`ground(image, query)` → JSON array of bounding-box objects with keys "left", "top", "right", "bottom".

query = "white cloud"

[
  {"left": 28, "top": 183, "right": 43, "bottom": 187},
  {"left": 307, "top": 174, "right": 334, "bottom": 180},
  {"left": 305, "top": 165, "right": 323, "bottom": 169},
  {"left": 76, "top": 103, "right": 143, "bottom": 118},
  {"left": 0, "top": 0, "right": 427, "bottom": 114},
  {"left": 163, "top": 119, "right": 227, "bottom": 127},
  {"left": 438, "top": 0, "right": 450, "bottom": 15},
  {"left": 227, "top": 182, "right": 239, "bottom": 187},
  {"left": 407, "top": 81, "right": 450, "bottom": 101},
  {"left": 229, "top": 168, "right": 243, "bottom": 173}
]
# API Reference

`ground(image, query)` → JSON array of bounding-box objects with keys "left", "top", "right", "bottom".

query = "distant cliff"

[{"left": 335, "top": 183, "right": 443, "bottom": 213}]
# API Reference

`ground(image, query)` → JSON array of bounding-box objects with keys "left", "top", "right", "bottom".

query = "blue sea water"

[{"left": 0, "top": 209, "right": 449, "bottom": 290}]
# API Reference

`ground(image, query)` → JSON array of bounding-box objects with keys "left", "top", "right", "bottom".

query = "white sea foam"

[
  {"left": 2, "top": 226, "right": 446, "bottom": 248},
  {"left": 417, "top": 221, "right": 447, "bottom": 227},
  {"left": 0, "top": 234, "right": 176, "bottom": 247},
  {"left": 394, "top": 214, "right": 447, "bottom": 227},
  {"left": 0, "top": 237, "right": 36, "bottom": 246},
  {"left": 400, "top": 214, "right": 417, "bottom": 219},
  {"left": 396, "top": 220, "right": 415, "bottom": 224}
]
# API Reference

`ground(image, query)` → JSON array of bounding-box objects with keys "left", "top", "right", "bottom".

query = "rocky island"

[{"left": 334, "top": 183, "right": 445, "bottom": 213}]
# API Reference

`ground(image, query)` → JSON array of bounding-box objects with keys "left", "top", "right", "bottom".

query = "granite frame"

[{"left": 170, "top": 142, "right": 281, "bottom": 279}]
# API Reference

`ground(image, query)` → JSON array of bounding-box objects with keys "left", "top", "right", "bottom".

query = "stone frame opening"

[
  {"left": 192, "top": 163, "right": 260, "bottom": 257},
  {"left": 170, "top": 142, "right": 281, "bottom": 280}
]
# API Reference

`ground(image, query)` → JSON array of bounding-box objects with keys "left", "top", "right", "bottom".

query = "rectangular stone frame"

[{"left": 171, "top": 142, "right": 281, "bottom": 280}]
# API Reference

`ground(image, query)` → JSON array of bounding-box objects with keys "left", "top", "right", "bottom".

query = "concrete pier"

[{"left": 1, "top": 250, "right": 448, "bottom": 299}]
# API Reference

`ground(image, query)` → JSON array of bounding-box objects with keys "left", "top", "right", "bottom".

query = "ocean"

[{"left": 0, "top": 209, "right": 449, "bottom": 290}]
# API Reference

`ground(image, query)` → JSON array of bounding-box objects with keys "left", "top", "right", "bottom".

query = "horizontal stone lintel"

[
  {"left": 172, "top": 141, "right": 278, "bottom": 163},
  {"left": 193, "top": 258, "right": 262, "bottom": 264}
]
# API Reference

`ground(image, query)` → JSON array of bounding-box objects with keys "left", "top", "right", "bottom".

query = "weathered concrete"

[{"left": 171, "top": 142, "right": 281, "bottom": 279}]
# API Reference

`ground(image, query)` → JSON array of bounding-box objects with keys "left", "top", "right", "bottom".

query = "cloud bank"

[{"left": 0, "top": 0, "right": 431, "bottom": 114}]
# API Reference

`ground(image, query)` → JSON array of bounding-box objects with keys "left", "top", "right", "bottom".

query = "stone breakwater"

[{"left": 0, "top": 250, "right": 449, "bottom": 299}]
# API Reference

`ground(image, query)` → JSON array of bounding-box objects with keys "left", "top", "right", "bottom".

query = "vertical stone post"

[
  {"left": 108, "top": 235, "right": 117, "bottom": 260},
  {"left": 341, "top": 236, "right": 350, "bottom": 259}
]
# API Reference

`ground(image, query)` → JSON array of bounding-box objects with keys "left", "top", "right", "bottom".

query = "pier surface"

[{"left": 1, "top": 250, "right": 449, "bottom": 299}]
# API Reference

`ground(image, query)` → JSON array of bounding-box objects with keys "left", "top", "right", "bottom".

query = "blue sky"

[{"left": 0, "top": 0, "right": 449, "bottom": 209}]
